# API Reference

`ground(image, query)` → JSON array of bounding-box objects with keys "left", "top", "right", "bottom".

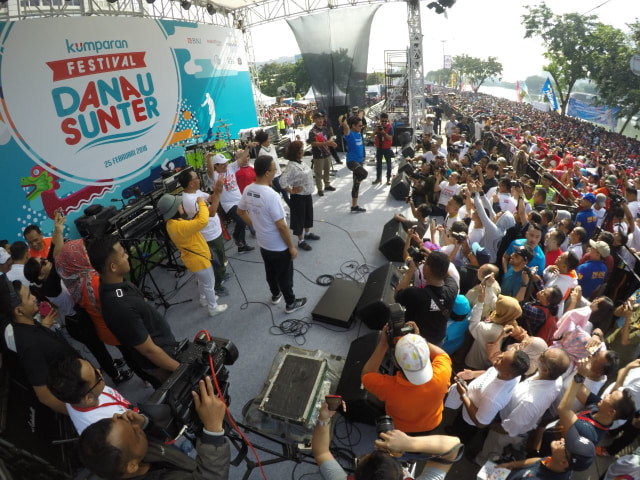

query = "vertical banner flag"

[
  {"left": 516, "top": 81, "right": 521, "bottom": 103},
  {"left": 443, "top": 55, "right": 452, "bottom": 69},
  {"left": 541, "top": 78, "right": 558, "bottom": 111}
]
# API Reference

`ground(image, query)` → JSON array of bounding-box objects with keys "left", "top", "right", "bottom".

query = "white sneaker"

[
  {"left": 208, "top": 304, "right": 228, "bottom": 317},
  {"left": 200, "top": 295, "right": 220, "bottom": 307}
]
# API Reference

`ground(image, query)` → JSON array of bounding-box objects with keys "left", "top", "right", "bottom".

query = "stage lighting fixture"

[
  {"left": 206, "top": 3, "right": 216, "bottom": 14},
  {"left": 439, "top": 0, "right": 456, "bottom": 7},
  {"left": 106, "top": 0, "right": 118, "bottom": 3},
  {"left": 426, "top": 2, "right": 444, "bottom": 14},
  {"left": 181, "top": 0, "right": 190, "bottom": 8},
  {"left": 146, "top": 0, "right": 156, "bottom": 4}
]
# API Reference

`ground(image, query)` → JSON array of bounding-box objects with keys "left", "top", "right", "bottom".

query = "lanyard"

[{"left": 72, "top": 391, "right": 137, "bottom": 412}]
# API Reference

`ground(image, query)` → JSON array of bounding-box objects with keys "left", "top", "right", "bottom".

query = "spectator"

[
  {"left": 501, "top": 244, "right": 534, "bottom": 298},
  {"left": 466, "top": 264, "right": 500, "bottom": 318},
  {"left": 255, "top": 130, "right": 291, "bottom": 206},
  {"left": 576, "top": 240, "right": 609, "bottom": 299},
  {"left": 432, "top": 171, "right": 462, "bottom": 218},
  {"left": 0, "top": 247, "right": 11, "bottom": 274},
  {"left": 47, "top": 356, "right": 133, "bottom": 434},
  {"left": 234, "top": 148, "right": 256, "bottom": 194},
  {"left": 394, "top": 251, "right": 458, "bottom": 345},
  {"left": 339, "top": 114, "right": 367, "bottom": 213},
  {"left": 542, "top": 251, "right": 579, "bottom": 317},
  {"left": 308, "top": 112, "right": 337, "bottom": 198},
  {"left": 237, "top": 155, "right": 307, "bottom": 314},
  {"left": 24, "top": 224, "right": 52, "bottom": 259},
  {"left": 7, "top": 241, "right": 29, "bottom": 286},
  {"left": 178, "top": 169, "right": 230, "bottom": 298},
  {"left": 517, "top": 286, "right": 563, "bottom": 344},
  {"left": 544, "top": 230, "right": 565, "bottom": 268},
  {"left": 279, "top": 140, "right": 320, "bottom": 252},
  {"left": 362, "top": 328, "right": 452, "bottom": 433},
  {"left": 371, "top": 112, "right": 394, "bottom": 185},
  {"left": 442, "top": 295, "right": 472, "bottom": 355},
  {"left": 568, "top": 226, "right": 586, "bottom": 258},
  {"left": 575, "top": 193, "right": 598, "bottom": 241},
  {"left": 503, "top": 223, "right": 545, "bottom": 276},
  {"left": 79, "top": 377, "right": 230, "bottom": 480}
]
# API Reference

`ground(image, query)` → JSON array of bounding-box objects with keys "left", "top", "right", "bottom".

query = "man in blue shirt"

[
  {"left": 503, "top": 223, "right": 545, "bottom": 275},
  {"left": 576, "top": 240, "right": 609, "bottom": 299},
  {"left": 472, "top": 140, "right": 487, "bottom": 165},
  {"left": 340, "top": 114, "right": 367, "bottom": 213},
  {"left": 575, "top": 193, "right": 598, "bottom": 241},
  {"left": 501, "top": 244, "right": 534, "bottom": 297}
]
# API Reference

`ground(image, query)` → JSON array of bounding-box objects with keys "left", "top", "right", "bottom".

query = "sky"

[{"left": 249, "top": 0, "right": 638, "bottom": 83}]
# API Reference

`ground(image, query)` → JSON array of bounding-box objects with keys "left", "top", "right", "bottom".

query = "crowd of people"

[{"left": 1, "top": 86, "right": 640, "bottom": 479}]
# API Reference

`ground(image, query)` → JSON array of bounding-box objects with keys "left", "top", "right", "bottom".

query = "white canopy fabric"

[
  {"left": 255, "top": 90, "right": 276, "bottom": 105},
  {"left": 304, "top": 87, "right": 315, "bottom": 101}
]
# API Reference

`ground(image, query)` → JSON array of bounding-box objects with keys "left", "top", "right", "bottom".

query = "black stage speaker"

[
  {"left": 396, "top": 158, "right": 414, "bottom": 175},
  {"left": 355, "top": 263, "right": 402, "bottom": 330},
  {"left": 312, "top": 278, "right": 364, "bottom": 327},
  {"left": 393, "top": 126, "right": 413, "bottom": 146},
  {"left": 335, "top": 332, "right": 385, "bottom": 425},
  {"left": 328, "top": 105, "right": 350, "bottom": 152},
  {"left": 378, "top": 219, "right": 407, "bottom": 263},
  {"left": 389, "top": 172, "right": 410, "bottom": 200}
]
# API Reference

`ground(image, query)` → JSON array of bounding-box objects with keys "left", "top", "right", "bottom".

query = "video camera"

[
  {"left": 386, "top": 303, "right": 415, "bottom": 348},
  {"left": 141, "top": 333, "right": 238, "bottom": 440},
  {"left": 407, "top": 245, "right": 427, "bottom": 264}
]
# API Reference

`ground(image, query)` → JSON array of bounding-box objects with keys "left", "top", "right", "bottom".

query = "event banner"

[
  {"left": 0, "top": 17, "right": 257, "bottom": 240},
  {"left": 567, "top": 97, "right": 619, "bottom": 131}
]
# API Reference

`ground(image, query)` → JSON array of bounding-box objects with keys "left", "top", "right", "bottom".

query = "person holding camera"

[
  {"left": 312, "top": 401, "right": 462, "bottom": 480},
  {"left": 371, "top": 112, "right": 394, "bottom": 185},
  {"left": 361, "top": 324, "right": 452, "bottom": 433},
  {"left": 79, "top": 376, "right": 230, "bottom": 479},
  {"left": 394, "top": 251, "right": 458, "bottom": 345}
]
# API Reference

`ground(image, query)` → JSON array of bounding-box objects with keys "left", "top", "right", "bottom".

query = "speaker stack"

[
  {"left": 396, "top": 158, "right": 414, "bottom": 175},
  {"left": 311, "top": 278, "right": 364, "bottom": 328},
  {"left": 355, "top": 263, "right": 402, "bottom": 330},
  {"left": 389, "top": 172, "right": 411, "bottom": 200},
  {"left": 378, "top": 219, "right": 407, "bottom": 263}
]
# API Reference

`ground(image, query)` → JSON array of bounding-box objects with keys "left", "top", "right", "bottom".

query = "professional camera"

[
  {"left": 510, "top": 179, "right": 523, "bottom": 189},
  {"left": 447, "top": 145, "right": 460, "bottom": 155},
  {"left": 386, "top": 303, "right": 414, "bottom": 347},
  {"left": 141, "top": 333, "right": 238, "bottom": 439},
  {"left": 376, "top": 415, "right": 394, "bottom": 437},
  {"left": 378, "top": 125, "right": 384, "bottom": 132},
  {"left": 407, "top": 245, "right": 427, "bottom": 264}
]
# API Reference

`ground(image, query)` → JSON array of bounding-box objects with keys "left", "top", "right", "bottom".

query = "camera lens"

[{"left": 375, "top": 415, "right": 394, "bottom": 436}]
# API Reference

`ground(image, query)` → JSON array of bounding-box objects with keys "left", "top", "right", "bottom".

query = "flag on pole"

[
  {"left": 541, "top": 78, "right": 558, "bottom": 111},
  {"left": 516, "top": 81, "right": 521, "bottom": 103},
  {"left": 521, "top": 81, "right": 529, "bottom": 95}
]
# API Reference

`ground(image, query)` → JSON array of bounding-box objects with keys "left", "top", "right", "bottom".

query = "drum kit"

[{"left": 175, "top": 119, "right": 243, "bottom": 170}]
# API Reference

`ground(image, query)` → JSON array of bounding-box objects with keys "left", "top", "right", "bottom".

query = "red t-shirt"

[
  {"left": 545, "top": 249, "right": 563, "bottom": 268},
  {"left": 235, "top": 166, "right": 256, "bottom": 194}
]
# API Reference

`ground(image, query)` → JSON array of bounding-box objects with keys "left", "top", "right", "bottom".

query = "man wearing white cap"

[
  {"left": 361, "top": 325, "right": 452, "bottom": 433},
  {"left": 0, "top": 247, "right": 11, "bottom": 274}
]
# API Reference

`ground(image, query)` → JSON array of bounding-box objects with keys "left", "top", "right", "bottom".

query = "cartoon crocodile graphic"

[{"left": 20, "top": 165, "right": 113, "bottom": 219}]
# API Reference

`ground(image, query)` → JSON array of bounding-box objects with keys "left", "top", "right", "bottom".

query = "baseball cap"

[
  {"left": 451, "top": 294, "right": 471, "bottom": 320},
  {"left": 564, "top": 423, "right": 596, "bottom": 471},
  {"left": 471, "top": 242, "right": 490, "bottom": 266},
  {"left": 212, "top": 153, "right": 228, "bottom": 165},
  {"left": 606, "top": 174, "right": 618, "bottom": 186},
  {"left": 581, "top": 192, "right": 596, "bottom": 204},
  {"left": 0, "top": 248, "right": 9, "bottom": 265},
  {"left": 394, "top": 334, "right": 432, "bottom": 385},
  {"left": 513, "top": 244, "right": 534, "bottom": 263},
  {"left": 313, "top": 112, "right": 325, "bottom": 118},
  {"left": 589, "top": 239, "right": 610, "bottom": 258},
  {"left": 157, "top": 194, "right": 183, "bottom": 222},
  {"left": 490, "top": 295, "right": 522, "bottom": 325},
  {"left": 595, "top": 193, "right": 607, "bottom": 206},
  {"left": 352, "top": 106, "right": 359, "bottom": 112}
]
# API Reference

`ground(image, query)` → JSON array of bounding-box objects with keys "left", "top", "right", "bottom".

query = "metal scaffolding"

[{"left": 406, "top": 0, "right": 425, "bottom": 133}]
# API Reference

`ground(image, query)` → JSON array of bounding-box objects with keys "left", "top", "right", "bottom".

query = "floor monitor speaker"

[
  {"left": 378, "top": 219, "right": 407, "bottom": 263},
  {"left": 389, "top": 172, "right": 410, "bottom": 200},
  {"left": 311, "top": 278, "right": 364, "bottom": 327},
  {"left": 355, "top": 263, "right": 402, "bottom": 330},
  {"left": 393, "top": 126, "right": 414, "bottom": 146},
  {"left": 335, "top": 332, "right": 385, "bottom": 425},
  {"left": 396, "top": 158, "right": 414, "bottom": 175}
]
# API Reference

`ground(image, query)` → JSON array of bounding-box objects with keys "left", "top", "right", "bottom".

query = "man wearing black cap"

[{"left": 501, "top": 244, "right": 534, "bottom": 297}]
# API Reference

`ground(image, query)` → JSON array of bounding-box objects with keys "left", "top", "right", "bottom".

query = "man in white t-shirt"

[
  {"left": 237, "top": 156, "right": 307, "bottom": 314},
  {"left": 178, "top": 169, "right": 230, "bottom": 297},
  {"left": 48, "top": 356, "right": 134, "bottom": 435},
  {"left": 432, "top": 171, "right": 462, "bottom": 217},
  {"left": 206, "top": 152, "right": 254, "bottom": 254}
]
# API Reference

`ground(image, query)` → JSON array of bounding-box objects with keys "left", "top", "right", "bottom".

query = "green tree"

[
  {"left": 468, "top": 56, "right": 503, "bottom": 93},
  {"left": 522, "top": 3, "right": 597, "bottom": 115},
  {"left": 426, "top": 68, "right": 452, "bottom": 86},
  {"left": 258, "top": 59, "right": 310, "bottom": 97},
  {"left": 588, "top": 22, "right": 640, "bottom": 134},
  {"left": 366, "top": 71, "right": 385, "bottom": 85}
]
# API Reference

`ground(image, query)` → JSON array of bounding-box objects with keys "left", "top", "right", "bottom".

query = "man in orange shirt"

[
  {"left": 24, "top": 224, "right": 52, "bottom": 259},
  {"left": 361, "top": 324, "right": 452, "bottom": 433}
]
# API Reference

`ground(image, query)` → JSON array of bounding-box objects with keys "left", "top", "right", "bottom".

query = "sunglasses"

[{"left": 82, "top": 367, "right": 103, "bottom": 397}]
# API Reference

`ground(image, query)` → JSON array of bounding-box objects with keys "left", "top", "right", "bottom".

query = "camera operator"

[
  {"left": 312, "top": 402, "right": 462, "bottom": 480},
  {"left": 361, "top": 325, "right": 452, "bottom": 433},
  {"left": 394, "top": 251, "right": 458, "bottom": 345},
  {"left": 393, "top": 199, "right": 431, "bottom": 238},
  {"left": 79, "top": 376, "right": 230, "bottom": 479},
  {"left": 371, "top": 112, "right": 394, "bottom": 185}
]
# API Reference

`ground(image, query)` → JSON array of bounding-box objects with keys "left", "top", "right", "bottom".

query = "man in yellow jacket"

[{"left": 158, "top": 186, "right": 228, "bottom": 317}]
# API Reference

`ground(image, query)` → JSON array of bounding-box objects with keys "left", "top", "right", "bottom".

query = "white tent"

[
  {"left": 304, "top": 87, "right": 315, "bottom": 101},
  {"left": 254, "top": 90, "right": 276, "bottom": 105}
]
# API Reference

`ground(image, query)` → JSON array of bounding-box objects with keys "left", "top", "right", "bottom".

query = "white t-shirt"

[
  {"left": 422, "top": 151, "right": 436, "bottom": 164},
  {"left": 209, "top": 161, "right": 241, "bottom": 213},
  {"left": 258, "top": 144, "right": 282, "bottom": 176},
  {"left": 181, "top": 190, "right": 222, "bottom": 242},
  {"left": 627, "top": 200, "right": 640, "bottom": 220},
  {"left": 438, "top": 181, "right": 462, "bottom": 207},
  {"left": 500, "top": 376, "right": 562, "bottom": 437},
  {"left": 568, "top": 243, "right": 583, "bottom": 260},
  {"left": 594, "top": 207, "right": 606, "bottom": 228},
  {"left": 7, "top": 264, "right": 28, "bottom": 287},
  {"left": 238, "top": 183, "right": 287, "bottom": 251},
  {"left": 67, "top": 386, "right": 130, "bottom": 434},
  {"left": 498, "top": 193, "right": 517, "bottom": 214}
]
